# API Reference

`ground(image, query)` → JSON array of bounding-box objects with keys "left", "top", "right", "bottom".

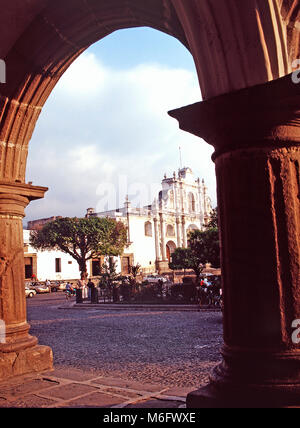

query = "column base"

[
  {"left": 187, "top": 382, "right": 300, "bottom": 408},
  {"left": 0, "top": 345, "right": 53, "bottom": 382},
  {"left": 156, "top": 260, "right": 170, "bottom": 274},
  {"left": 187, "top": 347, "right": 300, "bottom": 408}
]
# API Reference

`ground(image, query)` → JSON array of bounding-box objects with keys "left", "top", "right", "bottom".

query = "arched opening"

[
  {"left": 1, "top": 0, "right": 299, "bottom": 409},
  {"left": 166, "top": 240, "right": 176, "bottom": 262},
  {"left": 187, "top": 224, "right": 199, "bottom": 233},
  {"left": 2, "top": 9, "right": 215, "bottom": 386},
  {"left": 0, "top": 1, "right": 192, "bottom": 185},
  {"left": 24, "top": 26, "right": 208, "bottom": 220},
  {"left": 0, "top": 2, "right": 207, "bottom": 384}
]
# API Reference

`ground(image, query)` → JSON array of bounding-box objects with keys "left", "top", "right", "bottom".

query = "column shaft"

[
  {"left": 0, "top": 194, "right": 36, "bottom": 351},
  {"left": 0, "top": 183, "right": 53, "bottom": 380},
  {"left": 169, "top": 73, "right": 300, "bottom": 407},
  {"left": 153, "top": 218, "right": 161, "bottom": 262},
  {"left": 181, "top": 217, "right": 187, "bottom": 248},
  {"left": 160, "top": 215, "right": 167, "bottom": 261},
  {"left": 176, "top": 217, "right": 182, "bottom": 247}
]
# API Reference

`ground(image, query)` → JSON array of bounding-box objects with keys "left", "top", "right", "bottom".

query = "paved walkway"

[{"left": 0, "top": 367, "right": 193, "bottom": 408}]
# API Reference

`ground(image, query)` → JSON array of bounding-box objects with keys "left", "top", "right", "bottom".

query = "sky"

[{"left": 24, "top": 28, "right": 216, "bottom": 225}]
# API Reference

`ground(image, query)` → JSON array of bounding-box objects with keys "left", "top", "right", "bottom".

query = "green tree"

[
  {"left": 169, "top": 226, "right": 220, "bottom": 285},
  {"left": 188, "top": 227, "right": 220, "bottom": 272},
  {"left": 169, "top": 246, "right": 206, "bottom": 284},
  {"left": 169, "top": 206, "right": 220, "bottom": 285},
  {"left": 100, "top": 256, "right": 119, "bottom": 288},
  {"left": 129, "top": 262, "right": 141, "bottom": 292},
  {"left": 169, "top": 247, "right": 192, "bottom": 276},
  {"left": 130, "top": 262, "right": 141, "bottom": 279},
  {"left": 202, "top": 227, "right": 220, "bottom": 268},
  {"left": 203, "top": 206, "right": 220, "bottom": 268},
  {"left": 206, "top": 206, "right": 218, "bottom": 229},
  {"left": 30, "top": 217, "right": 128, "bottom": 278}
]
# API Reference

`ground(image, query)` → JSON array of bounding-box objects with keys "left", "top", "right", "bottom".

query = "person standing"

[
  {"left": 87, "top": 278, "right": 95, "bottom": 300},
  {"left": 77, "top": 275, "right": 87, "bottom": 299}
]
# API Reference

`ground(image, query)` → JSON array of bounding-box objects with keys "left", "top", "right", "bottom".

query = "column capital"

[
  {"left": 0, "top": 181, "right": 48, "bottom": 200},
  {"left": 0, "top": 182, "right": 48, "bottom": 218},
  {"left": 169, "top": 73, "right": 300, "bottom": 160},
  {"left": 0, "top": 194, "right": 29, "bottom": 218}
]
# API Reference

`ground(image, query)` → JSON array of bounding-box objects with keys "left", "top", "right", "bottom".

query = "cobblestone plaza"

[
  {"left": 28, "top": 295, "right": 222, "bottom": 388},
  {"left": 0, "top": 294, "right": 223, "bottom": 408}
]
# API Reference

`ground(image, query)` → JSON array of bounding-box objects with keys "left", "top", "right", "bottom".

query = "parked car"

[
  {"left": 50, "top": 281, "right": 66, "bottom": 292},
  {"left": 31, "top": 283, "right": 50, "bottom": 294},
  {"left": 143, "top": 274, "right": 167, "bottom": 283},
  {"left": 25, "top": 286, "right": 36, "bottom": 298}
]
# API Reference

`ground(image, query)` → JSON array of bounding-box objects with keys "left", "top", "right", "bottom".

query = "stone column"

[
  {"left": 169, "top": 73, "right": 300, "bottom": 407},
  {"left": 181, "top": 217, "right": 187, "bottom": 248},
  {"left": 153, "top": 217, "right": 161, "bottom": 263},
  {"left": 202, "top": 180, "right": 209, "bottom": 226},
  {"left": 176, "top": 217, "right": 182, "bottom": 247},
  {"left": 160, "top": 214, "right": 167, "bottom": 261},
  {"left": 0, "top": 182, "right": 53, "bottom": 381},
  {"left": 156, "top": 214, "right": 169, "bottom": 273}
]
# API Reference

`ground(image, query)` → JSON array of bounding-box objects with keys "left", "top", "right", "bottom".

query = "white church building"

[
  {"left": 23, "top": 167, "right": 212, "bottom": 280},
  {"left": 86, "top": 167, "right": 212, "bottom": 275}
]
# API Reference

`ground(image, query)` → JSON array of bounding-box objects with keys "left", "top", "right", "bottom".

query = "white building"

[
  {"left": 87, "top": 167, "right": 212, "bottom": 275},
  {"left": 23, "top": 167, "right": 212, "bottom": 280},
  {"left": 23, "top": 229, "right": 91, "bottom": 281}
]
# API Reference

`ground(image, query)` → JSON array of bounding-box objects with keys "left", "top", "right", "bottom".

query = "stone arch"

[
  {"left": 0, "top": 0, "right": 299, "bottom": 408},
  {"left": 0, "top": 0, "right": 190, "bottom": 183},
  {"left": 187, "top": 224, "right": 198, "bottom": 233},
  {"left": 166, "top": 240, "right": 176, "bottom": 262},
  {"left": 1, "top": 1, "right": 297, "bottom": 183}
]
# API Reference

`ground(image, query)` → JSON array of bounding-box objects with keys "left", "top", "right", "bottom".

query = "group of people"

[
  {"left": 60, "top": 274, "right": 222, "bottom": 306},
  {"left": 64, "top": 277, "right": 95, "bottom": 300},
  {"left": 196, "top": 275, "right": 222, "bottom": 306},
  {"left": 73, "top": 277, "right": 97, "bottom": 300}
]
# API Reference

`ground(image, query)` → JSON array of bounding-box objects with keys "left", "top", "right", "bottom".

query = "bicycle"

[{"left": 65, "top": 288, "right": 75, "bottom": 300}]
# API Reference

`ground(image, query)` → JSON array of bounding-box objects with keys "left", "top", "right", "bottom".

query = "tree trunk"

[{"left": 78, "top": 259, "right": 88, "bottom": 280}]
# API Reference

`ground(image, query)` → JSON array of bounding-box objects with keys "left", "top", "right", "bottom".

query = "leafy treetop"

[{"left": 30, "top": 216, "right": 128, "bottom": 277}]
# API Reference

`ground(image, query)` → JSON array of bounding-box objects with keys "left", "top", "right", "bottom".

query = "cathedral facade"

[{"left": 87, "top": 167, "right": 212, "bottom": 274}]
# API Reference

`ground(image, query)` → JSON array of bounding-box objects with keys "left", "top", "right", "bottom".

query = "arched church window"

[
  {"left": 166, "top": 241, "right": 176, "bottom": 262},
  {"left": 144, "top": 221, "right": 152, "bottom": 237},
  {"left": 166, "top": 224, "right": 175, "bottom": 237},
  {"left": 188, "top": 192, "right": 196, "bottom": 212}
]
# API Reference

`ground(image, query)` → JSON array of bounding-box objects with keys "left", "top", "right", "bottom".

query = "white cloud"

[
  {"left": 57, "top": 53, "right": 108, "bottom": 96},
  {"left": 25, "top": 52, "right": 216, "bottom": 223}
]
